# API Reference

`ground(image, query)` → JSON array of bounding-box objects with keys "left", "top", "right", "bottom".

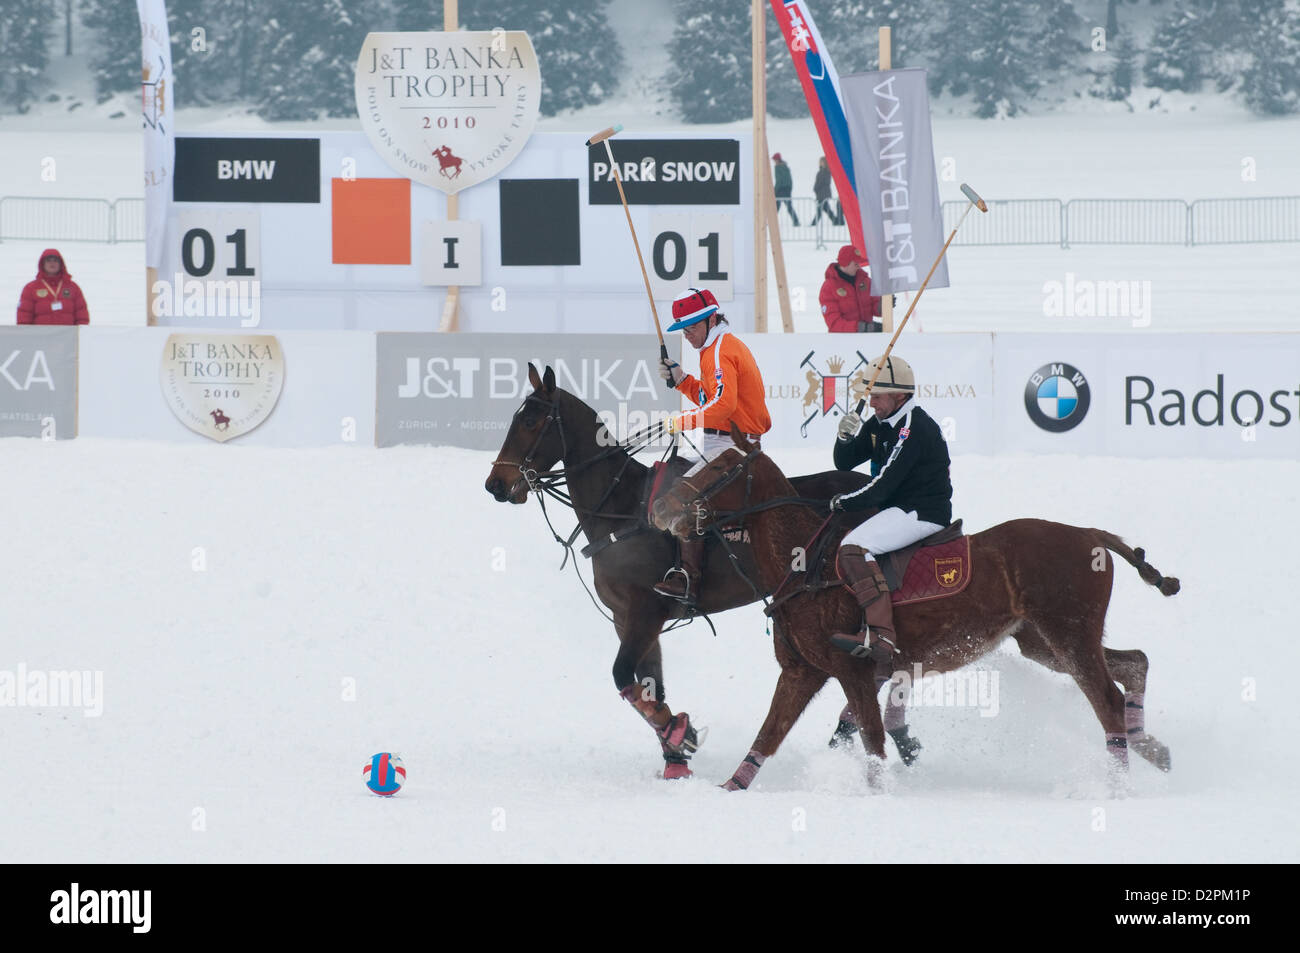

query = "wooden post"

[
  {"left": 878, "top": 26, "right": 893, "bottom": 335},
  {"left": 438, "top": 0, "right": 461, "bottom": 332},
  {"left": 762, "top": 133, "right": 794, "bottom": 333},
  {"left": 752, "top": 0, "right": 767, "bottom": 332},
  {"left": 146, "top": 266, "right": 157, "bottom": 325}
]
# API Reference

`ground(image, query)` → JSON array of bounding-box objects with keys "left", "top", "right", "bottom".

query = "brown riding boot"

[
  {"left": 830, "top": 545, "right": 899, "bottom": 663},
  {"left": 654, "top": 536, "right": 705, "bottom": 606}
]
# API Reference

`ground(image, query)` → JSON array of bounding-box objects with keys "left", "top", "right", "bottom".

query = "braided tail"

[{"left": 1094, "top": 530, "right": 1181, "bottom": 596}]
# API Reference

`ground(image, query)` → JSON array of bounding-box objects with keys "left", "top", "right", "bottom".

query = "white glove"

[
  {"left": 837, "top": 411, "right": 861, "bottom": 442},
  {"left": 659, "top": 358, "right": 684, "bottom": 386}
]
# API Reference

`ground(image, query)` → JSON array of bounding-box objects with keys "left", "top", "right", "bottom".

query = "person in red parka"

[
  {"left": 819, "top": 244, "right": 884, "bottom": 334},
  {"left": 16, "top": 249, "right": 90, "bottom": 325}
]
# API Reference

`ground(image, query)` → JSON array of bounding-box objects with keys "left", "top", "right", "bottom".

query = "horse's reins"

[
  {"left": 675, "top": 447, "right": 842, "bottom": 621},
  {"left": 494, "top": 392, "right": 714, "bottom": 634}
]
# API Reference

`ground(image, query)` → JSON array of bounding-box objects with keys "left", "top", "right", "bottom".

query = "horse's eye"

[{"left": 522, "top": 414, "right": 538, "bottom": 428}]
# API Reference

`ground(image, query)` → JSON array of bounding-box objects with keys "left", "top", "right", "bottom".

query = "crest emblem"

[
  {"left": 35, "top": 289, "right": 48, "bottom": 298},
  {"left": 798, "top": 350, "right": 870, "bottom": 437},
  {"left": 935, "top": 556, "right": 964, "bottom": 588},
  {"left": 355, "top": 32, "right": 541, "bottom": 195},
  {"left": 160, "top": 334, "right": 285, "bottom": 443},
  {"left": 141, "top": 54, "right": 167, "bottom": 132}
]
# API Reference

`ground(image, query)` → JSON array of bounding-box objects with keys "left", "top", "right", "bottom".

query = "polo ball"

[{"left": 363, "top": 752, "right": 406, "bottom": 796}]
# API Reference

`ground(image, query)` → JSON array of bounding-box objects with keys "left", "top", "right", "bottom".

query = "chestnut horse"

[
  {"left": 484, "top": 365, "right": 879, "bottom": 779},
  {"left": 651, "top": 429, "right": 1179, "bottom": 792}
]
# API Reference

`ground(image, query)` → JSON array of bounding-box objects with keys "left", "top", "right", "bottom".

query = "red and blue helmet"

[{"left": 667, "top": 288, "right": 719, "bottom": 332}]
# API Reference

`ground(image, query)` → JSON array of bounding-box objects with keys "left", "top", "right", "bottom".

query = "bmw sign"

[{"left": 1025, "top": 363, "right": 1090, "bottom": 432}]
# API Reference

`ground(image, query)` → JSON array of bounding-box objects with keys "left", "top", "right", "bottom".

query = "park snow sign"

[{"left": 355, "top": 31, "right": 541, "bottom": 194}]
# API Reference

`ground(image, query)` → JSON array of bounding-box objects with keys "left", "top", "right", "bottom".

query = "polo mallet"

[
  {"left": 586, "top": 124, "right": 673, "bottom": 389},
  {"left": 851, "top": 182, "right": 989, "bottom": 417}
]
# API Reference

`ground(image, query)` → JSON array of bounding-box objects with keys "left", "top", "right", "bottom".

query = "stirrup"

[{"left": 654, "top": 566, "right": 696, "bottom": 604}]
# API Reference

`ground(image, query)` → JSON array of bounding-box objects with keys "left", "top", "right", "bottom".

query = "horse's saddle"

[{"left": 873, "top": 521, "right": 971, "bottom": 606}]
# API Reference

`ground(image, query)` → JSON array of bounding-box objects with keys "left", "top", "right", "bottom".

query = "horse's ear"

[
  {"left": 729, "top": 421, "right": 754, "bottom": 453},
  {"left": 527, "top": 363, "right": 542, "bottom": 391},
  {"left": 543, "top": 365, "right": 556, "bottom": 394}
]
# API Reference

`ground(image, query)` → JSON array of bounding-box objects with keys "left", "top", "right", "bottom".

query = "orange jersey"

[{"left": 676, "top": 329, "right": 772, "bottom": 435}]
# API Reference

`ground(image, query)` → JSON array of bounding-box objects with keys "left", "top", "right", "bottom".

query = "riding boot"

[
  {"left": 653, "top": 536, "right": 706, "bottom": 606},
  {"left": 830, "top": 545, "right": 899, "bottom": 663}
]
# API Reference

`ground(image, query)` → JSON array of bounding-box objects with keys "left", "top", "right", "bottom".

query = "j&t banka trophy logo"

[{"left": 799, "top": 350, "right": 870, "bottom": 437}]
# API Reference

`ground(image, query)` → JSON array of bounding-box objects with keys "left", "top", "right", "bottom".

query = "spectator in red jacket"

[
  {"left": 819, "top": 244, "right": 885, "bottom": 333},
  {"left": 16, "top": 249, "right": 89, "bottom": 325}
]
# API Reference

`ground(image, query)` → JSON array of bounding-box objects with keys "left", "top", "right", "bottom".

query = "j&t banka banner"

[{"left": 840, "top": 68, "right": 948, "bottom": 295}]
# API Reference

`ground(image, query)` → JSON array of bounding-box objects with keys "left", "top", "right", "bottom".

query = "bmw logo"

[{"left": 1025, "top": 363, "right": 1090, "bottom": 432}]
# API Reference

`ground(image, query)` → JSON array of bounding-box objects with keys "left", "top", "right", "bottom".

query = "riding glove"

[
  {"left": 659, "top": 358, "right": 684, "bottom": 386},
  {"left": 837, "top": 411, "right": 861, "bottom": 441}
]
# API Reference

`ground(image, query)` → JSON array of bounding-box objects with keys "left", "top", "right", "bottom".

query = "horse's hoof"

[
  {"left": 662, "top": 758, "right": 693, "bottom": 780},
  {"left": 720, "top": 778, "right": 744, "bottom": 792}
]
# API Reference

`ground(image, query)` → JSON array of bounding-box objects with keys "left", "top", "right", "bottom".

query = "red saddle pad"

[{"left": 891, "top": 537, "right": 972, "bottom": 606}]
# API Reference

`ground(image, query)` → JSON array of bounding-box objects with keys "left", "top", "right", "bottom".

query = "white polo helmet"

[{"left": 866, "top": 354, "right": 915, "bottom": 394}]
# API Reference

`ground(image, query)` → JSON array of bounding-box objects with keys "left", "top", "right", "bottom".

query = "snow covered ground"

[
  {"left": 2, "top": 4, "right": 1296, "bottom": 864},
  {"left": 1, "top": 439, "right": 1296, "bottom": 862}
]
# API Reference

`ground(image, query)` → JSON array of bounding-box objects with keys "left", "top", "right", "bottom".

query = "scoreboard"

[{"left": 154, "top": 131, "right": 756, "bottom": 333}]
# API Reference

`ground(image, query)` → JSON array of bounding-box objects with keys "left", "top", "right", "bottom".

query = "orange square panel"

[{"left": 332, "top": 177, "right": 411, "bottom": 264}]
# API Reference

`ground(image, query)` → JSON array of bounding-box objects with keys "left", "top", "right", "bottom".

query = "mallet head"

[
  {"left": 960, "top": 183, "right": 988, "bottom": 212},
  {"left": 585, "top": 124, "right": 623, "bottom": 147}
]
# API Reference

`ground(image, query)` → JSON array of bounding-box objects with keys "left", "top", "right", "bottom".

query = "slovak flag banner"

[{"left": 768, "top": 0, "right": 865, "bottom": 253}]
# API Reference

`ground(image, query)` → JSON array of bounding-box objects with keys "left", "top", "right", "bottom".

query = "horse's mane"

[{"left": 552, "top": 386, "right": 648, "bottom": 475}]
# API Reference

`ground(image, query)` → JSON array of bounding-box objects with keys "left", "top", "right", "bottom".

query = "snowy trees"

[
  {"left": 454, "top": 0, "right": 625, "bottom": 116},
  {"left": 0, "top": 0, "right": 55, "bottom": 113},
  {"left": 1145, "top": 0, "right": 1300, "bottom": 116}
]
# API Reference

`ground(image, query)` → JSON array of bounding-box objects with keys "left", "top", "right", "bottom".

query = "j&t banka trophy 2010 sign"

[{"left": 355, "top": 31, "right": 541, "bottom": 193}]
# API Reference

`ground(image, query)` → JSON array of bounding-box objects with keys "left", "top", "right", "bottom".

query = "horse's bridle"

[
  {"left": 673, "top": 448, "right": 760, "bottom": 536},
  {"left": 491, "top": 392, "right": 569, "bottom": 495}
]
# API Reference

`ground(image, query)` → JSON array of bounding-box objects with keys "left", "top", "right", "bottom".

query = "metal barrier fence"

[
  {"left": 774, "top": 195, "right": 1300, "bottom": 247},
  {"left": 3, "top": 194, "right": 1299, "bottom": 247},
  {"left": 1190, "top": 196, "right": 1300, "bottom": 245},
  {"left": 110, "top": 198, "right": 146, "bottom": 242},
  {"left": 1065, "top": 198, "right": 1189, "bottom": 245},
  {"left": 0, "top": 197, "right": 114, "bottom": 242}
]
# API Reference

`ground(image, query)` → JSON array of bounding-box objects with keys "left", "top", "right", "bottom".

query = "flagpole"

[
  {"left": 878, "top": 25, "right": 894, "bottom": 336},
  {"left": 752, "top": 0, "right": 768, "bottom": 333},
  {"left": 438, "top": 0, "right": 461, "bottom": 332}
]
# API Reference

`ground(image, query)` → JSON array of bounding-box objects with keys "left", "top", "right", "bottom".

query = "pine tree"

[
  {"left": 1240, "top": 0, "right": 1300, "bottom": 115},
  {"left": 168, "top": 0, "right": 272, "bottom": 109},
  {"left": 82, "top": 0, "right": 142, "bottom": 102},
  {"left": 257, "top": 0, "right": 370, "bottom": 120},
  {"left": 1143, "top": 0, "right": 1216, "bottom": 92},
  {"left": 929, "top": 0, "right": 1082, "bottom": 118},
  {"left": 456, "top": 0, "right": 624, "bottom": 116},
  {"left": 0, "top": 0, "right": 54, "bottom": 113},
  {"left": 666, "top": 1, "right": 751, "bottom": 123}
]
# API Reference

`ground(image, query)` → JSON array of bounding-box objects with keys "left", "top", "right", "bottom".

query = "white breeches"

[
  {"left": 683, "top": 432, "right": 746, "bottom": 477},
  {"left": 840, "top": 507, "right": 944, "bottom": 560}
]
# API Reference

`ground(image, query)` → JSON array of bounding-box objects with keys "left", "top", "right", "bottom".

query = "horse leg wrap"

[
  {"left": 1106, "top": 731, "right": 1130, "bottom": 768},
  {"left": 621, "top": 686, "right": 695, "bottom": 755},
  {"left": 882, "top": 680, "right": 908, "bottom": 733},
  {"left": 722, "top": 750, "right": 766, "bottom": 792},
  {"left": 1125, "top": 692, "right": 1145, "bottom": 737}
]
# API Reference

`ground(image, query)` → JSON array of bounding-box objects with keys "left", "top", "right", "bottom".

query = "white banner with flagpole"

[{"left": 138, "top": 0, "right": 173, "bottom": 270}]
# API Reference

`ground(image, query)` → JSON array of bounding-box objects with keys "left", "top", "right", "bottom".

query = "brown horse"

[
  {"left": 651, "top": 429, "right": 1179, "bottom": 792},
  {"left": 484, "top": 365, "right": 880, "bottom": 778}
]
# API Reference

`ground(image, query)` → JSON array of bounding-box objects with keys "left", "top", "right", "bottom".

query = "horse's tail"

[{"left": 1093, "top": 530, "right": 1181, "bottom": 596}]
